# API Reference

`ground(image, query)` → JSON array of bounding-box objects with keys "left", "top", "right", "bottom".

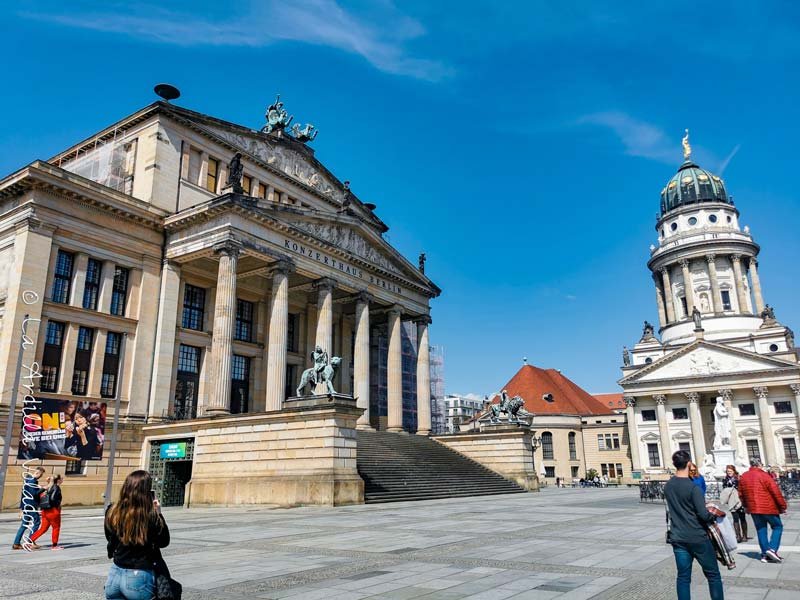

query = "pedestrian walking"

[
  {"left": 721, "top": 465, "right": 749, "bottom": 542},
  {"left": 738, "top": 458, "right": 787, "bottom": 564},
  {"left": 30, "top": 474, "right": 63, "bottom": 550},
  {"left": 104, "top": 470, "right": 170, "bottom": 599},
  {"left": 664, "top": 450, "right": 723, "bottom": 600},
  {"left": 12, "top": 466, "right": 45, "bottom": 550}
]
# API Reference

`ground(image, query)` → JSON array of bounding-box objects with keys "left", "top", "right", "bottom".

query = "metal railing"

[{"left": 639, "top": 479, "right": 800, "bottom": 503}]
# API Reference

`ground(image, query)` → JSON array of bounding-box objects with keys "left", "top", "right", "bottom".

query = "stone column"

[
  {"left": 88, "top": 329, "right": 108, "bottom": 397},
  {"left": 624, "top": 397, "right": 642, "bottom": 471},
  {"left": 749, "top": 258, "right": 765, "bottom": 314},
  {"left": 687, "top": 392, "right": 706, "bottom": 462},
  {"left": 98, "top": 259, "right": 116, "bottom": 313},
  {"left": 354, "top": 292, "right": 373, "bottom": 430},
  {"left": 660, "top": 267, "right": 676, "bottom": 323},
  {"left": 314, "top": 278, "right": 335, "bottom": 394},
  {"left": 679, "top": 259, "right": 694, "bottom": 316},
  {"left": 147, "top": 260, "right": 181, "bottom": 419},
  {"left": 754, "top": 386, "right": 777, "bottom": 466},
  {"left": 731, "top": 254, "right": 750, "bottom": 314},
  {"left": 69, "top": 252, "right": 89, "bottom": 307},
  {"left": 205, "top": 242, "right": 240, "bottom": 415},
  {"left": 386, "top": 305, "right": 404, "bottom": 433},
  {"left": 791, "top": 384, "right": 800, "bottom": 448},
  {"left": 706, "top": 254, "right": 722, "bottom": 313},
  {"left": 654, "top": 278, "right": 668, "bottom": 328},
  {"left": 265, "top": 261, "right": 292, "bottom": 410},
  {"left": 654, "top": 395, "right": 672, "bottom": 468},
  {"left": 415, "top": 315, "right": 432, "bottom": 435}
]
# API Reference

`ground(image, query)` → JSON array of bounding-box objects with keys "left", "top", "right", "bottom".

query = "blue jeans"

[
  {"left": 104, "top": 564, "right": 155, "bottom": 600},
  {"left": 751, "top": 514, "right": 783, "bottom": 556},
  {"left": 13, "top": 510, "right": 40, "bottom": 546},
  {"left": 672, "top": 539, "right": 724, "bottom": 600}
]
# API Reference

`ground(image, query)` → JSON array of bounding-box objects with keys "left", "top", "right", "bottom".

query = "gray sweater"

[{"left": 665, "top": 476, "right": 716, "bottom": 544}]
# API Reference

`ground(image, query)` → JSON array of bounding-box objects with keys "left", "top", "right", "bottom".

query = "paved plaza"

[{"left": 1, "top": 487, "right": 798, "bottom": 600}]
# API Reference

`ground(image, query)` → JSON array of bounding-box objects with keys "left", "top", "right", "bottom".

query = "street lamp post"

[{"left": 531, "top": 431, "right": 542, "bottom": 483}]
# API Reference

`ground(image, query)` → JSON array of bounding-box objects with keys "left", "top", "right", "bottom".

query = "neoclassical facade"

[
  {"left": 619, "top": 137, "right": 800, "bottom": 477},
  {"left": 0, "top": 97, "right": 439, "bottom": 506}
]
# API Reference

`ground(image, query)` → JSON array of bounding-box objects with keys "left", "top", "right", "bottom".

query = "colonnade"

[
  {"left": 652, "top": 254, "right": 765, "bottom": 328},
  {"left": 624, "top": 386, "right": 791, "bottom": 471},
  {"left": 204, "top": 244, "right": 433, "bottom": 433}
]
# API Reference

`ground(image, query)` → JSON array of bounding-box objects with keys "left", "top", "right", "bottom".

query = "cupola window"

[
  {"left": 708, "top": 214, "right": 718, "bottom": 223},
  {"left": 688, "top": 216, "right": 698, "bottom": 226},
  {"left": 671, "top": 222, "right": 678, "bottom": 231}
]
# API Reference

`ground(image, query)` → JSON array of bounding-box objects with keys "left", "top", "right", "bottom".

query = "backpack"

[{"left": 38, "top": 487, "right": 52, "bottom": 510}]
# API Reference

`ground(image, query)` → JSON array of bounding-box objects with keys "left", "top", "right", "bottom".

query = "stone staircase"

[{"left": 356, "top": 430, "right": 527, "bottom": 503}]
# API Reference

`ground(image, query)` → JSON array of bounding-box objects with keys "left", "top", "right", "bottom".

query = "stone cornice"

[{"left": 0, "top": 161, "right": 167, "bottom": 228}]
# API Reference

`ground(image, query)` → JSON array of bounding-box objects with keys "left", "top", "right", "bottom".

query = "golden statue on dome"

[{"left": 682, "top": 128, "right": 692, "bottom": 160}]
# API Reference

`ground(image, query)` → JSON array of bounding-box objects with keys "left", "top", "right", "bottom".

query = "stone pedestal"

[
  {"left": 433, "top": 427, "right": 539, "bottom": 491},
  {"left": 711, "top": 447, "right": 736, "bottom": 478},
  {"left": 141, "top": 395, "right": 364, "bottom": 507}
]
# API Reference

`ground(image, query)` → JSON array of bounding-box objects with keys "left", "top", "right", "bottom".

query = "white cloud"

[
  {"left": 579, "top": 111, "right": 676, "bottom": 164},
  {"left": 19, "top": 1, "right": 449, "bottom": 81}
]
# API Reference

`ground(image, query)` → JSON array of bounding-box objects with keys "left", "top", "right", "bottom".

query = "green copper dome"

[{"left": 660, "top": 160, "right": 730, "bottom": 215}]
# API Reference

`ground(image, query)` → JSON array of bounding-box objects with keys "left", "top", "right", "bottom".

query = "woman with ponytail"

[{"left": 104, "top": 470, "right": 170, "bottom": 599}]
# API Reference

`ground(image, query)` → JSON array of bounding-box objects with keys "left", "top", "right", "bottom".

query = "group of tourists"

[{"left": 665, "top": 451, "right": 788, "bottom": 600}]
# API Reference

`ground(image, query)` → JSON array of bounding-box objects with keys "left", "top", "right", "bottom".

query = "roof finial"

[
  {"left": 523, "top": 357, "right": 528, "bottom": 365},
  {"left": 682, "top": 128, "right": 692, "bottom": 160}
]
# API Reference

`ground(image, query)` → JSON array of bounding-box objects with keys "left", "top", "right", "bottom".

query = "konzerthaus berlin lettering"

[{"left": 0, "top": 94, "right": 440, "bottom": 508}]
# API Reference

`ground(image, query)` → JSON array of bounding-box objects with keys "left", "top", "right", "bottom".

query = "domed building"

[{"left": 619, "top": 133, "right": 800, "bottom": 478}]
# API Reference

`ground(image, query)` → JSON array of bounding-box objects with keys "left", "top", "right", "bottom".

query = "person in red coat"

[{"left": 738, "top": 458, "right": 787, "bottom": 563}]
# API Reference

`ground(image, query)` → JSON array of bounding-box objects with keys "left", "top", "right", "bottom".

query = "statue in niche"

[
  {"left": 225, "top": 152, "right": 244, "bottom": 193},
  {"left": 692, "top": 306, "right": 703, "bottom": 330},
  {"left": 622, "top": 346, "right": 631, "bottom": 366},
  {"left": 296, "top": 346, "right": 342, "bottom": 396},
  {"left": 713, "top": 396, "right": 732, "bottom": 449},
  {"left": 699, "top": 293, "right": 710, "bottom": 313}
]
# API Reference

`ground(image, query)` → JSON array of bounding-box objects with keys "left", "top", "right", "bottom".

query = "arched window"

[
  {"left": 542, "top": 432, "right": 554, "bottom": 460},
  {"left": 568, "top": 432, "right": 577, "bottom": 460}
]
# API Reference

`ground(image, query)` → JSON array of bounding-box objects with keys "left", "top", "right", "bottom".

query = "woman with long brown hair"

[
  {"left": 104, "top": 470, "right": 169, "bottom": 600},
  {"left": 722, "top": 464, "right": 750, "bottom": 542}
]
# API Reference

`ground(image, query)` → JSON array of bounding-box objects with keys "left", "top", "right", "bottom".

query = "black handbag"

[{"left": 152, "top": 548, "right": 182, "bottom": 600}]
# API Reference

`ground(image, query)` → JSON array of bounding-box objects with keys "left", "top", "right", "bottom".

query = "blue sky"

[{"left": 2, "top": 1, "right": 800, "bottom": 396}]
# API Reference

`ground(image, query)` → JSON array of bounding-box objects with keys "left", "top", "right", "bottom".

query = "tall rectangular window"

[
  {"left": 110, "top": 267, "right": 129, "bottom": 316},
  {"left": 774, "top": 401, "right": 793, "bottom": 414},
  {"left": 721, "top": 290, "right": 732, "bottom": 311},
  {"left": 206, "top": 157, "right": 219, "bottom": 192},
  {"left": 783, "top": 438, "right": 799, "bottom": 463},
  {"left": 680, "top": 297, "right": 688, "bottom": 318},
  {"left": 678, "top": 441, "right": 691, "bottom": 456},
  {"left": 187, "top": 148, "right": 202, "bottom": 185},
  {"left": 616, "top": 463, "right": 624, "bottom": 477},
  {"left": 174, "top": 345, "right": 201, "bottom": 419},
  {"left": 231, "top": 355, "right": 250, "bottom": 414},
  {"left": 235, "top": 299, "right": 253, "bottom": 342},
  {"left": 746, "top": 439, "right": 761, "bottom": 463},
  {"left": 242, "top": 175, "right": 252, "bottom": 195},
  {"left": 41, "top": 321, "right": 65, "bottom": 392},
  {"left": 182, "top": 284, "right": 205, "bottom": 330},
  {"left": 568, "top": 432, "right": 577, "bottom": 460},
  {"left": 101, "top": 332, "right": 122, "bottom": 398},
  {"left": 647, "top": 443, "right": 661, "bottom": 467},
  {"left": 83, "top": 258, "right": 102, "bottom": 310},
  {"left": 71, "top": 327, "right": 94, "bottom": 395},
  {"left": 544, "top": 466, "right": 555, "bottom": 478},
  {"left": 541, "top": 432, "right": 554, "bottom": 460},
  {"left": 287, "top": 313, "right": 299, "bottom": 352},
  {"left": 52, "top": 250, "right": 74, "bottom": 304},
  {"left": 641, "top": 409, "right": 657, "bottom": 422}
]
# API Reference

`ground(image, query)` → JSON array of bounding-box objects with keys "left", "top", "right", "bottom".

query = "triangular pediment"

[{"left": 621, "top": 340, "right": 799, "bottom": 384}]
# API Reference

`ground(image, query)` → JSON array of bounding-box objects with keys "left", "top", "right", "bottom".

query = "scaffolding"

[{"left": 56, "top": 127, "right": 137, "bottom": 195}]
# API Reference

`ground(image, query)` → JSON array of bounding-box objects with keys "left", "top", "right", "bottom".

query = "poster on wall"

[{"left": 18, "top": 399, "right": 108, "bottom": 461}]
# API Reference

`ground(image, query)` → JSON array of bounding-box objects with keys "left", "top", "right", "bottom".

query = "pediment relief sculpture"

[{"left": 287, "top": 220, "right": 400, "bottom": 275}]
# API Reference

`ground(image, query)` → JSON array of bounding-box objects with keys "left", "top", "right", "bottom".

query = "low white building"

[
  {"left": 444, "top": 393, "right": 487, "bottom": 433},
  {"left": 619, "top": 137, "right": 800, "bottom": 477}
]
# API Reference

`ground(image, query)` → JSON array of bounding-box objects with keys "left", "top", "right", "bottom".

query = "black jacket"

[
  {"left": 105, "top": 509, "right": 170, "bottom": 570},
  {"left": 665, "top": 476, "right": 716, "bottom": 544}
]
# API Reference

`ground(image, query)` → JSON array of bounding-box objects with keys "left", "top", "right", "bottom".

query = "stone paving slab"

[{"left": 1, "top": 487, "right": 799, "bottom": 599}]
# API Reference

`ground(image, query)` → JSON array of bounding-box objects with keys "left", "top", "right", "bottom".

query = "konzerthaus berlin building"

[{"left": 0, "top": 94, "right": 440, "bottom": 507}]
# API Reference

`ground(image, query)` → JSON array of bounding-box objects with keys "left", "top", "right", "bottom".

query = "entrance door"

[{"left": 149, "top": 438, "right": 194, "bottom": 507}]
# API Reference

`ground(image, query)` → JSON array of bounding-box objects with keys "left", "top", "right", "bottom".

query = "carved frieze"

[
  {"left": 287, "top": 221, "right": 399, "bottom": 275},
  {"left": 202, "top": 126, "right": 343, "bottom": 201}
]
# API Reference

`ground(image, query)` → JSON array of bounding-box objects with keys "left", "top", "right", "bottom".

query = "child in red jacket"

[{"left": 739, "top": 458, "right": 787, "bottom": 563}]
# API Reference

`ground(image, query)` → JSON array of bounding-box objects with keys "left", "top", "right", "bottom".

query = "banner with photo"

[{"left": 18, "top": 399, "right": 108, "bottom": 461}]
